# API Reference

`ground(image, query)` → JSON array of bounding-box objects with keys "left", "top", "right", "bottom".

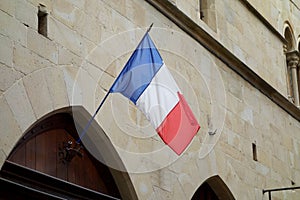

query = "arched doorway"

[
  {"left": 191, "top": 175, "right": 235, "bottom": 200},
  {"left": 0, "top": 108, "right": 137, "bottom": 200}
]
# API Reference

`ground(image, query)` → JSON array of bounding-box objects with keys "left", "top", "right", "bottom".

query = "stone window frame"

[
  {"left": 284, "top": 22, "right": 300, "bottom": 108},
  {"left": 298, "top": 37, "right": 300, "bottom": 105},
  {"left": 38, "top": 4, "right": 48, "bottom": 37}
]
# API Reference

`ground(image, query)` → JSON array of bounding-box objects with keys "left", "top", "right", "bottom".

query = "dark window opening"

[
  {"left": 199, "top": 0, "right": 216, "bottom": 31},
  {"left": 199, "top": 0, "right": 206, "bottom": 20},
  {"left": 252, "top": 143, "right": 257, "bottom": 161},
  {"left": 200, "top": 0, "right": 204, "bottom": 20},
  {"left": 38, "top": 4, "right": 47, "bottom": 37}
]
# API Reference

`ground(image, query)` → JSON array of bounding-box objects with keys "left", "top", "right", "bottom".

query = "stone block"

[
  {"left": 273, "top": 143, "right": 289, "bottom": 163},
  {"left": 227, "top": 111, "right": 245, "bottom": 135},
  {"left": 177, "top": 1, "right": 199, "bottom": 23},
  {"left": 292, "top": 139, "right": 300, "bottom": 155},
  {"left": 44, "top": 67, "right": 69, "bottom": 109},
  {"left": 0, "top": 35, "right": 13, "bottom": 67},
  {"left": 0, "top": 148, "right": 7, "bottom": 169},
  {"left": 0, "top": 63, "right": 23, "bottom": 92},
  {"left": 4, "top": 80, "right": 36, "bottom": 132},
  {"left": 65, "top": 0, "right": 85, "bottom": 9},
  {"left": 227, "top": 77, "right": 244, "bottom": 101},
  {"left": 87, "top": 34, "right": 135, "bottom": 73},
  {"left": 255, "top": 161, "right": 270, "bottom": 176},
  {"left": 240, "top": 106, "right": 253, "bottom": 126},
  {"left": 158, "top": 169, "right": 177, "bottom": 192},
  {"left": 74, "top": 12, "right": 101, "bottom": 43},
  {"left": 218, "top": 141, "right": 243, "bottom": 161},
  {"left": 152, "top": 185, "right": 172, "bottom": 200},
  {"left": 226, "top": 93, "right": 243, "bottom": 115},
  {"left": 294, "top": 154, "right": 300, "bottom": 171},
  {"left": 23, "top": 69, "right": 53, "bottom": 119},
  {"left": 0, "top": 10, "right": 27, "bottom": 46},
  {"left": 0, "top": 97, "right": 22, "bottom": 155},
  {"left": 15, "top": 0, "right": 37, "bottom": 28},
  {"left": 84, "top": 0, "right": 101, "bottom": 18},
  {"left": 280, "top": 134, "right": 293, "bottom": 151},
  {"left": 96, "top": 1, "right": 112, "bottom": 27},
  {"left": 130, "top": 174, "right": 153, "bottom": 199},
  {"left": 61, "top": 65, "right": 79, "bottom": 105},
  {"left": 58, "top": 46, "right": 82, "bottom": 66},
  {"left": 242, "top": 167, "right": 258, "bottom": 187},
  {"left": 257, "top": 147, "right": 272, "bottom": 167},
  {"left": 272, "top": 156, "right": 290, "bottom": 178},
  {"left": 227, "top": 129, "right": 241, "bottom": 148},
  {"left": 68, "top": 67, "right": 96, "bottom": 112},
  {"left": 103, "top": 0, "right": 126, "bottom": 17},
  {"left": 48, "top": 17, "right": 86, "bottom": 57},
  {"left": 171, "top": 177, "right": 192, "bottom": 200},
  {"left": 27, "top": 28, "right": 58, "bottom": 64},
  {"left": 52, "top": 0, "right": 79, "bottom": 28},
  {"left": 13, "top": 43, "right": 53, "bottom": 75},
  {"left": 0, "top": 0, "right": 15, "bottom": 16},
  {"left": 124, "top": 0, "right": 146, "bottom": 26},
  {"left": 110, "top": 9, "right": 135, "bottom": 33},
  {"left": 97, "top": 70, "right": 114, "bottom": 92}
]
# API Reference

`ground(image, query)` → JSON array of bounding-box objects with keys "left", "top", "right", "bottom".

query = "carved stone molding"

[
  {"left": 286, "top": 50, "right": 300, "bottom": 69},
  {"left": 286, "top": 50, "right": 300, "bottom": 107}
]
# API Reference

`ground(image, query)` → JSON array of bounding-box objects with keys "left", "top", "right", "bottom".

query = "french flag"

[{"left": 110, "top": 32, "right": 200, "bottom": 155}]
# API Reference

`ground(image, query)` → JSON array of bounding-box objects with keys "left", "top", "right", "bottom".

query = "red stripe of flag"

[{"left": 156, "top": 92, "right": 200, "bottom": 155}]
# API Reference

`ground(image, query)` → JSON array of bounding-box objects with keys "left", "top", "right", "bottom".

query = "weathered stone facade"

[{"left": 1, "top": 0, "right": 300, "bottom": 199}]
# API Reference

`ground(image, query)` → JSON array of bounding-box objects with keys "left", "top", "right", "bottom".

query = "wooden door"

[{"left": 2, "top": 113, "right": 121, "bottom": 199}]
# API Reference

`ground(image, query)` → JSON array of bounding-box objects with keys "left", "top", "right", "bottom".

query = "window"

[
  {"left": 38, "top": 4, "right": 47, "bottom": 37},
  {"left": 199, "top": 0, "right": 216, "bottom": 31},
  {"left": 284, "top": 24, "right": 300, "bottom": 108},
  {"left": 252, "top": 143, "right": 257, "bottom": 161}
]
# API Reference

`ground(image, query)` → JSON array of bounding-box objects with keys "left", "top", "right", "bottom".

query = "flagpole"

[
  {"left": 77, "top": 23, "right": 154, "bottom": 143},
  {"left": 147, "top": 23, "right": 153, "bottom": 33},
  {"left": 76, "top": 91, "right": 110, "bottom": 143}
]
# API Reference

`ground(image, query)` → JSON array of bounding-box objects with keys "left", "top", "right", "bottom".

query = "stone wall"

[
  {"left": 1, "top": 0, "right": 300, "bottom": 199},
  {"left": 169, "top": 0, "right": 300, "bottom": 101}
]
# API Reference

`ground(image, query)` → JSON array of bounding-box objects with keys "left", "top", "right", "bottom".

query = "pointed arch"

[
  {"left": 0, "top": 106, "right": 138, "bottom": 200},
  {"left": 191, "top": 175, "right": 235, "bottom": 200},
  {"left": 283, "top": 22, "right": 296, "bottom": 52},
  {"left": 283, "top": 22, "right": 300, "bottom": 106}
]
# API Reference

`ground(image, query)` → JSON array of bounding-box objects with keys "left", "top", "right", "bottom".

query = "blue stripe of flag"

[{"left": 110, "top": 33, "right": 163, "bottom": 104}]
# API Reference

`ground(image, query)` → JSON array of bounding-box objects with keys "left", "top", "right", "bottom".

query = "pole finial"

[{"left": 147, "top": 23, "right": 154, "bottom": 33}]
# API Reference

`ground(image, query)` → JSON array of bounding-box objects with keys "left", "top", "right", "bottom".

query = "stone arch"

[
  {"left": 283, "top": 22, "right": 300, "bottom": 106},
  {"left": 0, "top": 64, "right": 102, "bottom": 166},
  {"left": 0, "top": 106, "right": 138, "bottom": 199},
  {"left": 191, "top": 175, "right": 235, "bottom": 200},
  {"left": 283, "top": 22, "right": 296, "bottom": 52},
  {"left": 0, "top": 66, "right": 71, "bottom": 164},
  {"left": 0, "top": 63, "right": 138, "bottom": 199}
]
